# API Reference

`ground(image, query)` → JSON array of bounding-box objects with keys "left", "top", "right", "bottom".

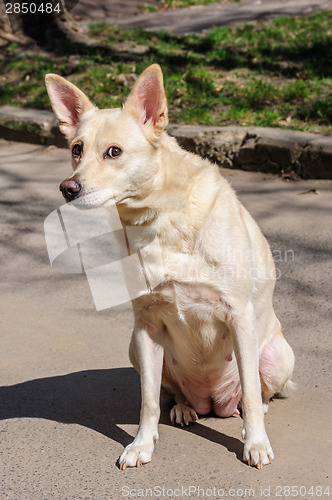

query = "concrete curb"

[
  {"left": 1, "top": 105, "right": 331, "bottom": 179},
  {"left": 0, "top": 105, "right": 67, "bottom": 148},
  {"left": 168, "top": 124, "right": 332, "bottom": 179}
]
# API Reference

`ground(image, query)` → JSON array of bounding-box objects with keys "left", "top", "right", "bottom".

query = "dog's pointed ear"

[
  {"left": 45, "top": 74, "right": 94, "bottom": 138},
  {"left": 123, "top": 64, "right": 168, "bottom": 140}
]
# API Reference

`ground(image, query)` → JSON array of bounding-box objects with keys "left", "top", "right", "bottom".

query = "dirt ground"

[{"left": 0, "top": 139, "right": 331, "bottom": 499}]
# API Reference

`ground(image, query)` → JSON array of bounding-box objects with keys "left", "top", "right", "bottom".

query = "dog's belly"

[
  {"left": 137, "top": 282, "right": 244, "bottom": 416},
  {"left": 159, "top": 289, "right": 242, "bottom": 417},
  {"left": 169, "top": 365, "right": 242, "bottom": 417}
]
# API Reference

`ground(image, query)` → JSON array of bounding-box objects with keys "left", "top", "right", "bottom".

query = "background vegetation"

[{"left": 1, "top": 12, "right": 331, "bottom": 134}]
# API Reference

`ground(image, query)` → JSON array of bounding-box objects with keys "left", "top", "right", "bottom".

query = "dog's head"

[{"left": 45, "top": 64, "right": 168, "bottom": 208}]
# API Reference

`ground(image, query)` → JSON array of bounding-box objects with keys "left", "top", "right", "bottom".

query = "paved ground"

[
  {"left": 114, "top": 0, "right": 332, "bottom": 34},
  {"left": 72, "top": 0, "right": 332, "bottom": 32},
  {"left": 0, "top": 139, "right": 331, "bottom": 499},
  {"left": 72, "top": 0, "right": 159, "bottom": 20}
]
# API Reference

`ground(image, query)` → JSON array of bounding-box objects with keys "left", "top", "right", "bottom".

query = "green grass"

[{"left": 0, "top": 12, "right": 331, "bottom": 134}]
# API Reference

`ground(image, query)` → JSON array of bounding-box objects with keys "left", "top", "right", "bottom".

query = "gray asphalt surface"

[
  {"left": 0, "top": 139, "right": 331, "bottom": 499},
  {"left": 72, "top": 0, "right": 332, "bottom": 33}
]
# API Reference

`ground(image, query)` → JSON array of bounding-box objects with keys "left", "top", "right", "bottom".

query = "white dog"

[{"left": 46, "top": 64, "right": 295, "bottom": 469}]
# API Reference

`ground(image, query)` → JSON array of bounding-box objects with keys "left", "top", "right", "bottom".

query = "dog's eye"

[
  {"left": 105, "top": 146, "right": 122, "bottom": 159},
  {"left": 72, "top": 144, "right": 82, "bottom": 158}
]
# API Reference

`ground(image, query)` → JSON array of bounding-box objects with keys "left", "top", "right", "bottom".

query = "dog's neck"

[{"left": 116, "top": 132, "right": 222, "bottom": 248}]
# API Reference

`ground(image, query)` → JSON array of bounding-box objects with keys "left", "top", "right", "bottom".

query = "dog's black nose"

[{"left": 59, "top": 179, "right": 82, "bottom": 201}]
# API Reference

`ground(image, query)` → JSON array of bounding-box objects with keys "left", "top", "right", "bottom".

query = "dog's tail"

[{"left": 276, "top": 378, "right": 297, "bottom": 398}]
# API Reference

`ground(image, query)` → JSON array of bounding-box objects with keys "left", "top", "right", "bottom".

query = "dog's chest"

[{"left": 137, "top": 282, "right": 230, "bottom": 350}]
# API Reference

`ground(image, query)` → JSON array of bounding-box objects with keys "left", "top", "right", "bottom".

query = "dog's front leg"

[
  {"left": 231, "top": 304, "right": 274, "bottom": 469},
  {"left": 119, "top": 325, "right": 163, "bottom": 469}
]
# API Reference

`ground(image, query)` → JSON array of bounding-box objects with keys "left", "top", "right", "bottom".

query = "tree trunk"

[{"left": 0, "top": 0, "right": 84, "bottom": 45}]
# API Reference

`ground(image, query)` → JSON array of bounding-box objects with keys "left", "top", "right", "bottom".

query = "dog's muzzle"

[{"left": 59, "top": 179, "right": 82, "bottom": 201}]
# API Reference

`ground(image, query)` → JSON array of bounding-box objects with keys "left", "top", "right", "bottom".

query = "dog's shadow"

[{"left": 0, "top": 368, "right": 243, "bottom": 463}]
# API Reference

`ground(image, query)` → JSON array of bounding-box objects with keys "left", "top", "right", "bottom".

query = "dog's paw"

[
  {"left": 119, "top": 437, "right": 157, "bottom": 470},
  {"left": 243, "top": 435, "right": 274, "bottom": 469},
  {"left": 170, "top": 403, "right": 198, "bottom": 426}
]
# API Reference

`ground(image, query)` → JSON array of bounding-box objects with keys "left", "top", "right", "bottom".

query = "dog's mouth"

[{"left": 63, "top": 189, "right": 116, "bottom": 210}]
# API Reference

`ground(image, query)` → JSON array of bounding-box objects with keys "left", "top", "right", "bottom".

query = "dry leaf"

[{"left": 297, "top": 189, "right": 320, "bottom": 195}]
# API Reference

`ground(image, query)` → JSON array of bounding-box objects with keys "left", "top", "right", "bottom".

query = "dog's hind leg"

[
  {"left": 259, "top": 333, "right": 295, "bottom": 413},
  {"left": 160, "top": 367, "right": 198, "bottom": 427},
  {"left": 169, "top": 391, "right": 198, "bottom": 427}
]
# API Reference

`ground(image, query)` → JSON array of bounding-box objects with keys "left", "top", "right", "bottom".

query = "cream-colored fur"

[{"left": 45, "top": 64, "right": 295, "bottom": 470}]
